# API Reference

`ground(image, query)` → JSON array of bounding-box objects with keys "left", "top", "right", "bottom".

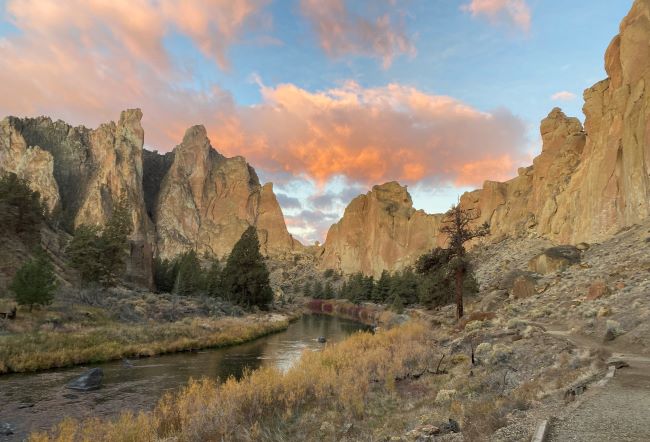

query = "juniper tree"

[
  {"left": 221, "top": 226, "right": 273, "bottom": 309},
  {"left": 440, "top": 204, "right": 489, "bottom": 320},
  {"left": 10, "top": 252, "right": 57, "bottom": 311},
  {"left": 174, "top": 250, "right": 204, "bottom": 295}
]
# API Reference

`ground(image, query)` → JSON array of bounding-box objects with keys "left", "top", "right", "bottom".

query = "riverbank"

[
  {"left": 0, "top": 311, "right": 300, "bottom": 374},
  {"left": 306, "top": 298, "right": 400, "bottom": 326}
]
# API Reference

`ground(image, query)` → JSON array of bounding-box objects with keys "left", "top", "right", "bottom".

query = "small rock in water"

[
  {"left": 1, "top": 423, "right": 14, "bottom": 436},
  {"left": 318, "top": 336, "right": 327, "bottom": 343},
  {"left": 122, "top": 358, "right": 134, "bottom": 368},
  {"left": 66, "top": 368, "right": 103, "bottom": 391}
]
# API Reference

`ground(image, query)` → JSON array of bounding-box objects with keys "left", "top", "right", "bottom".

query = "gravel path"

[{"left": 545, "top": 332, "right": 650, "bottom": 442}]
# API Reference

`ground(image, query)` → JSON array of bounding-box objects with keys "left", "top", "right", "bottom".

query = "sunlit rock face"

[
  {"left": 462, "top": 0, "right": 650, "bottom": 244},
  {"left": 0, "top": 109, "right": 154, "bottom": 286},
  {"left": 320, "top": 182, "right": 444, "bottom": 278},
  {"left": 321, "top": 0, "right": 650, "bottom": 275},
  {"left": 152, "top": 125, "right": 297, "bottom": 260}
]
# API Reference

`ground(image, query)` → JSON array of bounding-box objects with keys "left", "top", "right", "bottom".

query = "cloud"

[
  {"left": 275, "top": 193, "right": 303, "bottom": 210},
  {"left": 285, "top": 209, "right": 340, "bottom": 244},
  {"left": 299, "top": 0, "right": 416, "bottom": 68},
  {"left": 211, "top": 81, "right": 528, "bottom": 188},
  {"left": 461, "top": 0, "right": 531, "bottom": 32},
  {"left": 551, "top": 91, "right": 577, "bottom": 102},
  {"left": 4, "top": 0, "right": 270, "bottom": 71}
]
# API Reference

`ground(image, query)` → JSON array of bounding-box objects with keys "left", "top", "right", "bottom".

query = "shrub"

[{"left": 10, "top": 251, "right": 57, "bottom": 311}]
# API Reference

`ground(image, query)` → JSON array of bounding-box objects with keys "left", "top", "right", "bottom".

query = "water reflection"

[{"left": 0, "top": 314, "right": 369, "bottom": 440}]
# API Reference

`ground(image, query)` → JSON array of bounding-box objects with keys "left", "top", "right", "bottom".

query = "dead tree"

[{"left": 440, "top": 204, "right": 489, "bottom": 320}]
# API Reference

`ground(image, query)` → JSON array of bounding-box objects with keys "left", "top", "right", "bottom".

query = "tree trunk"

[{"left": 455, "top": 267, "right": 464, "bottom": 320}]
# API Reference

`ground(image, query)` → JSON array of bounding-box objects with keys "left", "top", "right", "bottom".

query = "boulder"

[
  {"left": 587, "top": 281, "right": 610, "bottom": 300},
  {"left": 478, "top": 290, "right": 508, "bottom": 312},
  {"left": 66, "top": 368, "right": 103, "bottom": 391},
  {"left": 528, "top": 246, "right": 581, "bottom": 274},
  {"left": 512, "top": 275, "right": 537, "bottom": 299}
]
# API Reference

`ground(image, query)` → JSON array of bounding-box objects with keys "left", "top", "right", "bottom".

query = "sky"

[{"left": 0, "top": 0, "right": 634, "bottom": 244}]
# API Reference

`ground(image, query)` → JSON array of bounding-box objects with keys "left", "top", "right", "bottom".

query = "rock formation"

[
  {"left": 319, "top": 182, "right": 444, "bottom": 277},
  {"left": 320, "top": 0, "right": 650, "bottom": 275},
  {"left": 0, "top": 110, "right": 154, "bottom": 286},
  {"left": 150, "top": 125, "right": 297, "bottom": 260}
]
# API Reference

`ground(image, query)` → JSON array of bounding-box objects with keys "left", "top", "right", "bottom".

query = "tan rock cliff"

[
  {"left": 320, "top": 182, "right": 444, "bottom": 277},
  {"left": 153, "top": 125, "right": 297, "bottom": 260}
]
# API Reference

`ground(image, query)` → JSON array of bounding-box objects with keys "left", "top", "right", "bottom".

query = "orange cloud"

[
  {"left": 461, "top": 0, "right": 531, "bottom": 32},
  {"left": 0, "top": 0, "right": 527, "bottom": 193},
  {"left": 210, "top": 81, "right": 528, "bottom": 188},
  {"left": 551, "top": 91, "right": 577, "bottom": 102},
  {"left": 299, "top": 0, "right": 416, "bottom": 68}
]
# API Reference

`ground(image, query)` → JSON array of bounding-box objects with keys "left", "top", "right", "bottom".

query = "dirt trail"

[{"left": 543, "top": 329, "right": 650, "bottom": 442}]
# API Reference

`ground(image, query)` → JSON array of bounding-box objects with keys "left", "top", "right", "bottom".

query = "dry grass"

[
  {"left": 0, "top": 315, "right": 292, "bottom": 374},
  {"left": 29, "top": 321, "right": 437, "bottom": 442}
]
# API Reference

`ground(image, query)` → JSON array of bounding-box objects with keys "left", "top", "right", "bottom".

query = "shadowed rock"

[{"left": 66, "top": 368, "right": 103, "bottom": 391}]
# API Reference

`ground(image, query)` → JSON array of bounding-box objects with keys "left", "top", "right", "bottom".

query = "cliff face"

[
  {"left": 320, "top": 182, "right": 444, "bottom": 277},
  {"left": 152, "top": 125, "right": 297, "bottom": 260},
  {"left": 320, "top": 0, "right": 650, "bottom": 276}
]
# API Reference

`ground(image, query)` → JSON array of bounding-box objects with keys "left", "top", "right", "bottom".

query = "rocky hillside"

[
  {"left": 321, "top": 0, "right": 650, "bottom": 276},
  {"left": 0, "top": 112, "right": 299, "bottom": 287}
]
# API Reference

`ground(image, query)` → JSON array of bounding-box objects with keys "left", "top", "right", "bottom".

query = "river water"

[{"left": 0, "top": 314, "right": 370, "bottom": 440}]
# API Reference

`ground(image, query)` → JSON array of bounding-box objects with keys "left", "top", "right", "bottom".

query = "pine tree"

[
  {"left": 205, "top": 258, "right": 222, "bottom": 297},
  {"left": 323, "top": 281, "right": 335, "bottom": 299},
  {"left": 303, "top": 281, "right": 313, "bottom": 297},
  {"left": 10, "top": 252, "right": 57, "bottom": 311},
  {"left": 372, "top": 270, "right": 392, "bottom": 303},
  {"left": 175, "top": 250, "right": 204, "bottom": 296},
  {"left": 221, "top": 226, "right": 273, "bottom": 309},
  {"left": 440, "top": 204, "right": 489, "bottom": 320},
  {"left": 0, "top": 172, "right": 45, "bottom": 244},
  {"left": 154, "top": 257, "right": 180, "bottom": 293},
  {"left": 313, "top": 280, "right": 324, "bottom": 299}
]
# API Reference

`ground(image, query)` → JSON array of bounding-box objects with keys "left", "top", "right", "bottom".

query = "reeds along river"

[{"left": 0, "top": 314, "right": 371, "bottom": 441}]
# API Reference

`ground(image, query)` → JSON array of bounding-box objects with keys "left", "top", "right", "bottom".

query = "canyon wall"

[{"left": 321, "top": 0, "right": 650, "bottom": 275}]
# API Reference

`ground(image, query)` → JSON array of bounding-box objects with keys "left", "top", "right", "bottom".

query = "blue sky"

[{"left": 0, "top": 0, "right": 634, "bottom": 243}]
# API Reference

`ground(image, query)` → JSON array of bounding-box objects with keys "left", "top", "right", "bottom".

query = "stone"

[
  {"left": 576, "top": 242, "right": 591, "bottom": 251},
  {"left": 66, "top": 368, "right": 103, "bottom": 391},
  {"left": 587, "top": 281, "right": 611, "bottom": 300},
  {"left": 0, "top": 423, "right": 14, "bottom": 436},
  {"left": 597, "top": 306, "right": 612, "bottom": 318},
  {"left": 512, "top": 275, "right": 536, "bottom": 299},
  {"left": 528, "top": 246, "right": 581, "bottom": 274}
]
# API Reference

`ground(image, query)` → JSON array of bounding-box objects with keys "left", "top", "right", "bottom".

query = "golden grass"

[
  {"left": 30, "top": 321, "right": 437, "bottom": 442},
  {"left": 0, "top": 315, "right": 292, "bottom": 374}
]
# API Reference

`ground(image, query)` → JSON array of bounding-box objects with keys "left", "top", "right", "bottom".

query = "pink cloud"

[
  {"left": 299, "top": 0, "right": 416, "bottom": 68},
  {"left": 551, "top": 91, "right": 577, "bottom": 101},
  {"left": 461, "top": 0, "right": 531, "bottom": 32}
]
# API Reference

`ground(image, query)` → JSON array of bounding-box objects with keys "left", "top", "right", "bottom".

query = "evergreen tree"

[
  {"left": 67, "top": 194, "right": 132, "bottom": 286},
  {"left": 313, "top": 280, "right": 324, "bottom": 299},
  {"left": 440, "top": 205, "right": 489, "bottom": 319},
  {"left": 221, "top": 226, "right": 273, "bottom": 309},
  {"left": 153, "top": 257, "right": 179, "bottom": 293},
  {"left": 372, "top": 270, "right": 392, "bottom": 303},
  {"left": 303, "top": 281, "right": 313, "bottom": 297},
  {"left": 205, "top": 258, "right": 222, "bottom": 297},
  {"left": 323, "top": 281, "right": 335, "bottom": 299},
  {"left": 0, "top": 172, "right": 45, "bottom": 244},
  {"left": 175, "top": 250, "right": 204, "bottom": 295},
  {"left": 10, "top": 252, "right": 57, "bottom": 311}
]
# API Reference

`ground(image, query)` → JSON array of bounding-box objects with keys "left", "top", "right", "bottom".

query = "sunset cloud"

[
  {"left": 211, "top": 81, "right": 528, "bottom": 188},
  {"left": 461, "top": 0, "right": 531, "bottom": 32},
  {"left": 299, "top": 0, "right": 416, "bottom": 68},
  {"left": 551, "top": 91, "right": 577, "bottom": 101}
]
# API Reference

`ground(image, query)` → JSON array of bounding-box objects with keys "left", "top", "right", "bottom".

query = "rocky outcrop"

[
  {"left": 0, "top": 110, "right": 154, "bottom": 286},
  {"left": 459, "top": 0, "right": 650, "bottom": 244},
  {"left": 152, "top": 125, "right": 297, "bottom": 259},
  {"left": 319, "top": 182, "right": 444, "bottom": 277}
]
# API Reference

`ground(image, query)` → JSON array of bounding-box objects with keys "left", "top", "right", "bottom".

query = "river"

[{"left": 0, "top": 314, "right": 370, "bottom": 440}]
